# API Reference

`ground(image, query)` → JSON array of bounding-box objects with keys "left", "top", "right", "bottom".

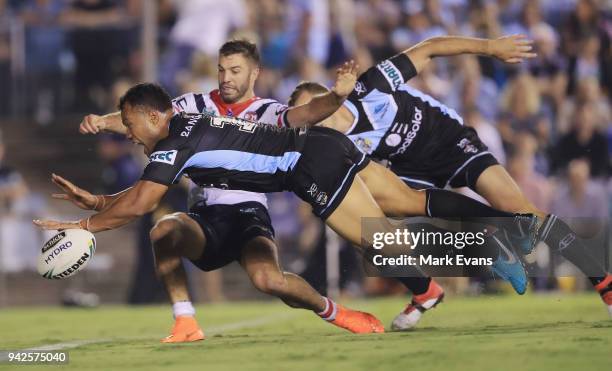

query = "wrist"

[
  {"left": 329, "top": 89, "right": 346, "bottom": 103},
  {"left": 485, "top": 39, "right": 495, "bottom": 57}
]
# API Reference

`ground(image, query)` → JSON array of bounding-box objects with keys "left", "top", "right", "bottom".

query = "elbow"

[{"left": 132, "top": 201, "right": 158, "bottom": 217}]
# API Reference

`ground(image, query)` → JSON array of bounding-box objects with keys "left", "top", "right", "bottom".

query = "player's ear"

[
  {"left": 251, "top": 65, "right": 260, "bottom": 81},
  {"left": 148, "top": 108, "right": 159, "bottom": 126}
]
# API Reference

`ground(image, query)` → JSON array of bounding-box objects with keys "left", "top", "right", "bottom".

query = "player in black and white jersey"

[
  {"left": 288, "top": 34, "right": 612, "bottom": 326},
  {"left": 73, "top": 40, "right": 392, "bottom": 340}
]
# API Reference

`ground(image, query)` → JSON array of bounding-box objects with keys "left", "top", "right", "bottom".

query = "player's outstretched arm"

[
  {"left": 34, "top": 180, "right": 167, "bottom": 232},
  {"left": 79, "top": 111, "right": 127, "bottom": 135},
  {"left": 49, "top": 173, "right": 131, "bottom": 211},
  {"left": 285, "top": 60, "right": 358, "bottom": 128},
  {"left": 404, "top": 34, "right": 536, "bottom": 73}
]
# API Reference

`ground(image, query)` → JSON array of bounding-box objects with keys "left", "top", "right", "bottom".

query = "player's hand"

[
  {"left": 33, "top": 218, "right": 84, "bottom": 231},
  {"left": 79, "top": 114, "right": 107, "bottom": 134},
  {"left": 490, "top": 34, "right": 537, "bottom": 64},
  {"left": 332, "top": 60, "right": 359, "bottom": 98},
  {"left": 50, "top": 173, "right": 99, "bottom": 210}
]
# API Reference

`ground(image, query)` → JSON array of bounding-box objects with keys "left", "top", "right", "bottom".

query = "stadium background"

[{"left": 0, "top": 0, "right": 610, "bottom": 308}]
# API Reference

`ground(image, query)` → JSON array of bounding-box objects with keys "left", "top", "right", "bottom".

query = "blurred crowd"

[{"left": 0, "top": 0, "right": 611, "bottom": 301}]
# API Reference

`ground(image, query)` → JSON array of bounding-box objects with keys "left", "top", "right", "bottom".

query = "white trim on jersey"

[
  {"left": 398, "top": 85, "right": 464, "bottom": 125},
  {"left": 342, "top": 100, "right": 360, "bottom": 135},
  {"left": 444, "top": 151, "right": 491, "bottom": 188}
]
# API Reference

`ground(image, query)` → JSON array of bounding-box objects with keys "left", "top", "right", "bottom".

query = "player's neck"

[{"left": 225, "top": 90, "right": 256, "bottom": 105}]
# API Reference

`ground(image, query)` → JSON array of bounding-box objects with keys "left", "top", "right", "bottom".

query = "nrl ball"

[{"left": 38, "top": 229, "right": 96, "bottom": 279}]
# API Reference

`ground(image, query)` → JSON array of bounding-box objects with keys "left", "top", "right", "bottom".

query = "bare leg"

[
  {"left": 240, "top": 236, "right": 325, "bottom": 312},
  {"left": 474, "top": 165, "right": 546, "bottom": 219},
  {"left": 150, "top": 212, "right": 205, "bottom": 304}
]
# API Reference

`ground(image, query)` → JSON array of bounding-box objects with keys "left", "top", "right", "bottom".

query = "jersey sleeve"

[
  {"left": 258, "top": 102, "right": 291, "bottom": 128},
  {"left": 140, "top": 143, "right": 194, "bottom": 186},
  {"left": 351, "top": 53, "right": 417, "bottom": 97},
  {"left": 171, "top": 93, "right": 200, "bottom": 114}
]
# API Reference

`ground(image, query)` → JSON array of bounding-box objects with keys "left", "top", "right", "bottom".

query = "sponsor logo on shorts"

[
  {"left": 457, "top": 138, "right": 478, "bottom": 154},
  {"left": 316, "top": 192, "right": 328, "bottom": 206},
  {"left": 306, "top": 183, "right": 328, "bottom": 206},
  {"left": 558, "top": 233, "right": 576, "bottom": 251},
  {"left": 150, "top": 150, "right": 178, "bottom": 165}
]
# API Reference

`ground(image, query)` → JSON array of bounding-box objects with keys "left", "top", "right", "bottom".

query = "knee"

[
  {"left": 250, "top": 270, "right": 288, "bottom": 296},
  {"left": 150, "top": 214, "right": 184, "bottom": 245}
]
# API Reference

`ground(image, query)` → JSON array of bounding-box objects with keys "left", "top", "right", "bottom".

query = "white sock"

[
  {"left": 317, "top": 297, "right": 338, "bottom": 321},
  {"left": 172, "top": 301, "right": 195, "bottom": 318}
]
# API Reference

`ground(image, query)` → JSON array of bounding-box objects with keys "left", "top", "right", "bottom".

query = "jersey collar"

[{"left": 210, "top": 89, "right": 259, "bottom": 117}]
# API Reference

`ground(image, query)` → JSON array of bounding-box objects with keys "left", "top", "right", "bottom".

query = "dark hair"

[
  {"left": 219, "top": 39, "right": 260, "bottom": 65},
  {"left": 118, "top": 83, "right": 172, "bottom": 112},
  {"left": 288, "top": 81, "right": 329, "bottom": 106}
]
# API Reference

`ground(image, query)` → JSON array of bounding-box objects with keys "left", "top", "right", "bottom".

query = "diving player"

[{"left": 287, "top": 34, "right": 612, "bottom": 327}]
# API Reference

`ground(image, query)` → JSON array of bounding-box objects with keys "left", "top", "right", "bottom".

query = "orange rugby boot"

[{"left": 161, "top": 316, "right": 205, "bottom": 343}]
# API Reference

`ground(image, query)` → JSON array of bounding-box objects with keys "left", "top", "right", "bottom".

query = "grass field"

[{"left": 0, "top": 293, "right": 610, "bottom": 371}]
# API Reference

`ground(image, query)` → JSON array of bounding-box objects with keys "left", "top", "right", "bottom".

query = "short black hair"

[
  {"left": 219, "top": 39, "right": 260, "bottom": 65},
  {"left": 288, "top": 81, "right": 329, "bottom": 106},
  {"left": 118, "top": 83, "right": 172, "bottom": 112}
]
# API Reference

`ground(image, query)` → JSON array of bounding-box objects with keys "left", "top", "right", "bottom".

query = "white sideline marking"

[{"left": 0, "top": 312, "right": 296, "bottom": 361}]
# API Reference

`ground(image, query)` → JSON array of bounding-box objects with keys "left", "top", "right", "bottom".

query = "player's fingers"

[
  {"left": 521, "top": 52, "right": 537, "bottom": 58},
  {"left": 32, "top": 219, "right": 61, "bottom": 230},
  {"left": 52, "top": 174, "right": 77, "bottom": 193},
  {"left": 51, "top": 193, "right": 69, "bottom": 200}
]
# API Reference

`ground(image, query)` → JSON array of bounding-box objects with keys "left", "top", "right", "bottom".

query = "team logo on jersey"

[
  {"left": 243, "top": 111, "right": 258, "bottom": 121},
  {"left": 150, "top": 150, "right": 178, "bottom": 165},
  {"left": 376, "top": 60, "right": 404, "bottom": 89},
  {"left": 354, "top": 82, "right": 366, "bottom": 96},
  {"left": 385, "top": 133, "right": 402, "bottom": 147},
  {"left": 354, "top": 137, "right": 373, "bottom": 154}
]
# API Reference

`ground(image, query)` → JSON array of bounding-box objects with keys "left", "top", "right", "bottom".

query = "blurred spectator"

[
  {"left": 551, "top": 102, "right": 609, "bottom": 178},
  {"left": 0, "top": 0, "right": 12, "bottom": 116},
  {"left": 97, "top": 134, "right": 140, "bottom": 193},
  {"left": 550, "top": 158, "right": 609, "bottom": 246},
  {"left": 561, "top": 0, "right": 611, "bottom": 95},
  {"left": 158, "top": 0, "right": 248, "bottom": 96},
  {"left": 507, "top": 133, "right": 553, "bottom": 211},
  {"left": 464, "top": 105, "right": 506, "bottom": 166},
  {"left": 557, "top": 76, "right": 611, "bottom": 135},
  {"left": 527, "top": 23, "right": 567, "bottom": 119},
  {"left": 0, "top": 130, "right": 42, "bottom": 272},
  {"left": 61, "top": 0, "right": 140, "bottom": 111},
  {"left": 20, "top": 0, "right": 68, "bottom": 125},
  {"left": 498, "top": 71, "right": 551, "bottom": 151},
  {"left": 446, "top": 55, "right": 499, "bottom": 122}
]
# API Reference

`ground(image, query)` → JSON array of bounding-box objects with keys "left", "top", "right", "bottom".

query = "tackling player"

[{"left": 287, "top": 34, "right": 612, "bottom": 326}]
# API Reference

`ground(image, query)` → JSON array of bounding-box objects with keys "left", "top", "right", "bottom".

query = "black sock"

[
  {"left": 425, "top": 188, "right": 528, "bottom": 235},
  {"left": 539, "top": 215, "right": 607, "bottom": 286},
  {"left": 395, "top": 277, "right": 432, "bottom": 295}
]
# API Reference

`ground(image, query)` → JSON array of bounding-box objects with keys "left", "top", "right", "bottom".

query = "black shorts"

[
  {"left": 187, "top": 201, "right": 275, "bottom": 271},
  {"left": 289, "top": 126, "right": 370, "bottom": 220},
  {"left": 389, "top": 127, "right": 499, "bottom": 190}
]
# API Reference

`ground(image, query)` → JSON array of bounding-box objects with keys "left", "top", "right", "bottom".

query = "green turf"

[{"left": 0, "top": 294, "right": 610, "bottom": 371}]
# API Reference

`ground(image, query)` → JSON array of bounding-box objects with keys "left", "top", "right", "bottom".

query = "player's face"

[
  {"left": 218, "top": 53, "right": 259, "bottom": 104},
  {"left": 121, "top": 104, "right": 160, "bottom": 155}
]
